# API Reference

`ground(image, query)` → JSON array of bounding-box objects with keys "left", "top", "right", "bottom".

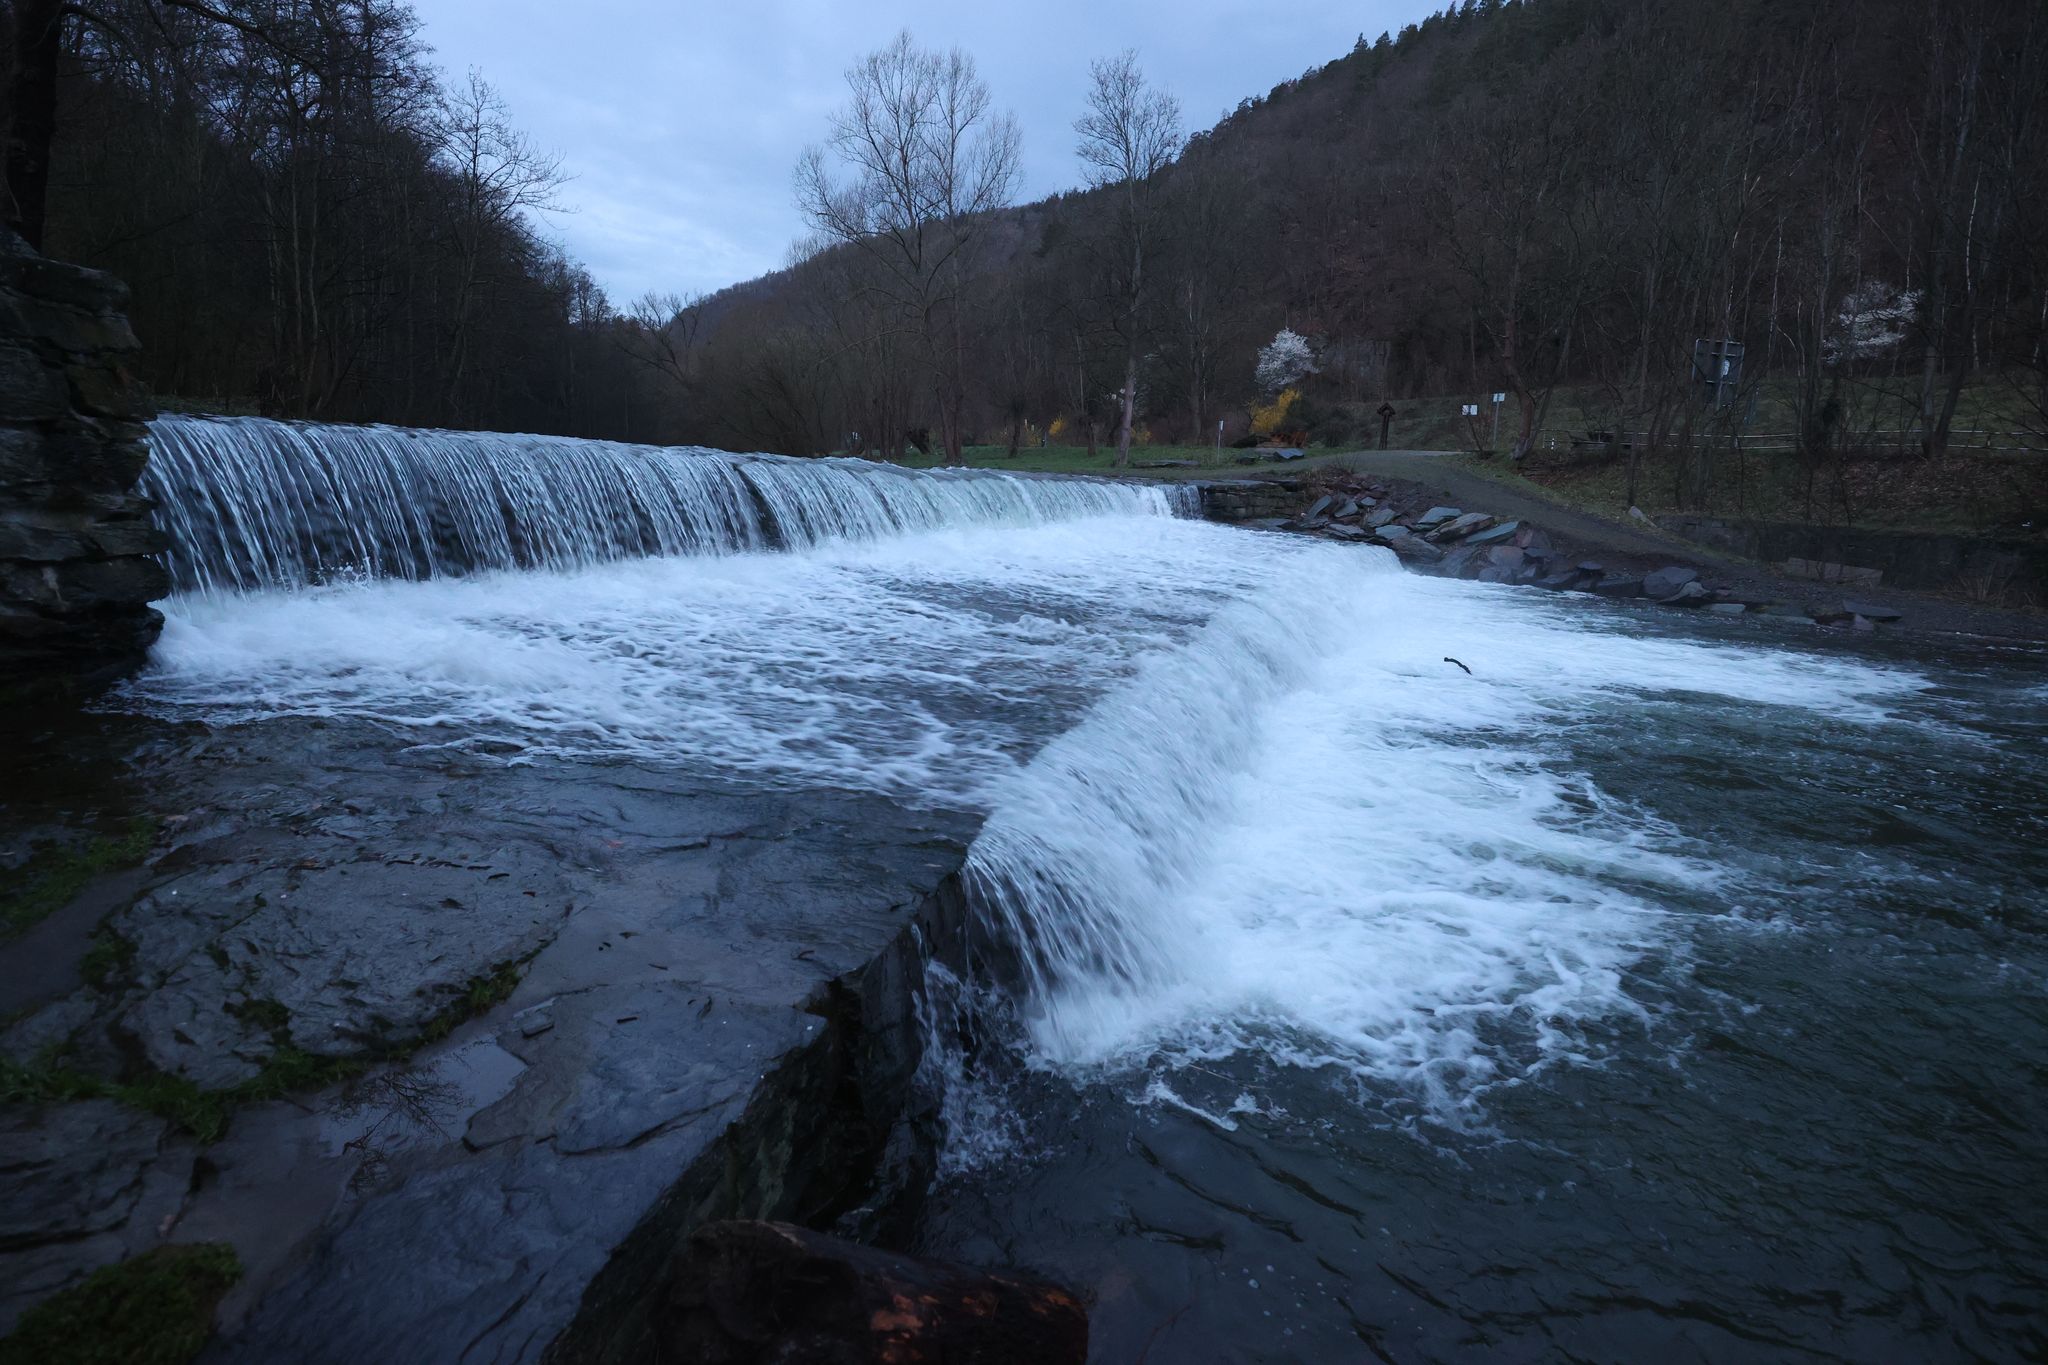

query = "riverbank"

[
  {"left": 1199, "top": 452, "right": 2048, "bottom": 644},
  {"left": 0, "top": 704, "right": 979, "bottom": 1361}
]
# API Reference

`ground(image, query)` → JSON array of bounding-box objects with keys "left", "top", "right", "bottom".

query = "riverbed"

[{"left": 4, "top": 418, "right": 2043, "bottom": 1362}]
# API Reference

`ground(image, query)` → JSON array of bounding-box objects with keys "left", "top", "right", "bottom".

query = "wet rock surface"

[{"left": 0, "top": 710, "right": 976, "bottom": 1359}]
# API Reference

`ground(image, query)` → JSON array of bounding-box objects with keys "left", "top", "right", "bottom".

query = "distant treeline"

[
  {"left": 4, "top": 0, "right": 2045, "bottom": 485},
  {"left": 3, "top": 0, "right": 633, "bottom": 434}
]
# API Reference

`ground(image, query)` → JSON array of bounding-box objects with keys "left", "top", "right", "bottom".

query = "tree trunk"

[
  {"left": 1114, "top": 348, "right": 1137, "bottom": 468},
  {"left": 2, "top": 0, "right": 62, "bottom": 250}
]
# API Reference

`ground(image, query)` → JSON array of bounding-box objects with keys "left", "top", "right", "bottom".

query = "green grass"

[
  {"left": 0, "top": 1243, "right": 241, "bottom": 1365},
  {"left": 0, "top": 817, "right": 157, "bottom": 941}
]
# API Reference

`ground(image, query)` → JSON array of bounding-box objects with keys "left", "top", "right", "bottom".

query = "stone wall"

[
  {"left": 0, "top": 231, "right": 165, "bottom": 679},
  {"left": 1195, "top": 478, "right": 1304, "bottom": 523}
]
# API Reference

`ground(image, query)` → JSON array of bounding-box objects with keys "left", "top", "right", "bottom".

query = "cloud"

[{"left": 409, "top": 0, "right": 1431, "bottom": 304}]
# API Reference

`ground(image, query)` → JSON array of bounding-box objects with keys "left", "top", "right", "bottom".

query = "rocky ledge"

[
  {"left": 1202, "top": 473, "right": 1910, "bottom": 632},
  {"left": 0, "top": 716, "right": 1062, "bottom": 1363}
]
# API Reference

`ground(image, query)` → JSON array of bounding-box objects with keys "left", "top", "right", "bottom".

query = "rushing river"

[{"left": 117, "top": 417, "right": 2048, "bottom": 1361}]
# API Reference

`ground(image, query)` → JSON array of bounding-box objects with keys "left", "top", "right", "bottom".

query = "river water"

[{"left": 114, "top": 418, "right": 2048, "bottom": 1361}]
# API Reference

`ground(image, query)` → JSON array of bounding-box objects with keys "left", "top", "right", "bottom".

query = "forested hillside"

[{"left": 5, "top": 0, "right": 2043, "bottom": 483}]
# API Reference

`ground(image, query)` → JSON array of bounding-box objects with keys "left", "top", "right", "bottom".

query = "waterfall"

[{"left": 142, "top": 415, "right": 1196, "bottom": 594}]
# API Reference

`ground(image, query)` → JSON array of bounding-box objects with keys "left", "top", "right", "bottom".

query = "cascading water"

[
  {"left": 142, "top": 414, "right": 1193, "bottom": 594},
  {"left": 114, "top": 415, "right": 2048, "bottom": 1357}
]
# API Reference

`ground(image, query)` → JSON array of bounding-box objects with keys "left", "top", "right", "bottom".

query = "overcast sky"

[{"left": 408, "top": 0, "right": 1436, "bottom": 306}]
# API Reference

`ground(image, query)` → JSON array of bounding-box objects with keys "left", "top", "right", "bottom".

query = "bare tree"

[
  {"left": 794, "top": 31, "right": 1020, "bottom": 465},
  {"left": 1075, "top": 50, "right": 1181, "bottom": 466},
  {"left": 438, "top": 68, "right": 564, "bottom": 421}
]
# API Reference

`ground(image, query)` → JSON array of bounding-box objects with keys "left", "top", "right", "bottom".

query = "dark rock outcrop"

[
  {"left": 653, "top": 1220, "right": 1087, "bottom": 1365},
  {"left": 0, "top": 231, "right": 165, "bottom": 679}
]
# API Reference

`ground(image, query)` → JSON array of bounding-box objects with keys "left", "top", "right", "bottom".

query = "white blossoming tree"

[
  {"left": 1255, "top": 328, "right": 1318, "bottom": 394},
  {"left": 1824, "top": 282, "right": 1919, "bottom": 367}
]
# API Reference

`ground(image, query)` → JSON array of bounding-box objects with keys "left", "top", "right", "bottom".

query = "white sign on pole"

[{"left": 1493, "top": 392, "right": 1506, "bottom": 404}]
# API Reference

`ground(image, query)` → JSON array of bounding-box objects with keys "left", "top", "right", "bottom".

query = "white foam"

[
  {"left": 966, "top": 562, "right": 1932, "bottom": 1118},
  {"left": 127, "top": 516, "right": 1932, "bottom": 1121}
]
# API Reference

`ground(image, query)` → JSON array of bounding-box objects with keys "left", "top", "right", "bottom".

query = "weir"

[{"left": 142, "top": 415, "right": 1195, "bottom": 594}]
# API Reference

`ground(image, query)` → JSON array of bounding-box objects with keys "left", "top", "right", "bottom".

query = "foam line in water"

[
  {"left": 142, "top": 415, "right": 1193, "bottom": 594},
  {"left": 964, "top": 565, "right": 1935, "bottom": 1117}
]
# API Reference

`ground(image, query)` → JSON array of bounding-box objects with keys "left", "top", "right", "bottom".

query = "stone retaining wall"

[
  {"left": 0, "top": 231, "right": 165, "bottom": 679},
  {"left": 1195, "top": 478, "right": 1304, "bottom": 523}
]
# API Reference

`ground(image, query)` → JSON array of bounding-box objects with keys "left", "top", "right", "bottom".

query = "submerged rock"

[{"left": 654, "top": 1220, "right": 1087, "bottom": 1365}]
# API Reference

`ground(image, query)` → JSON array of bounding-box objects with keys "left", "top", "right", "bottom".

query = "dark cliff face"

[{"left": 0, "top": 230, "right": 166, "bottom": 681}]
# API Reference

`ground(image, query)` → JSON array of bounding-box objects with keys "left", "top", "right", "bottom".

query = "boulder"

[
  {"left": 1659, "top": 580, "right": 1710, "bottom": 606},
  {"left": 1841, "top": 599, "right": 1902, "bottom": 622},
  {"left": 653, "top": 1221, "right": 1087, "bottom": 1365},
  {"left": 1485, "top": 545, "right": 1526, "bottom": 573},
  {"left": 1642, "top": 565, "right": 1700, "bottom": 599},
  {"left": 1576, "top": 561, "right": 1604, "bottom": 574},
  {"left": 1465, "top": 520, "right": 1522, "bottom": 546},
  {"left": 1592, "top": 576, "right": 1644, "bottom": 598},
  {"left": 1303, "top": 495, "right": 1334, "bottom": 520},
  {"left": 1333, "top": 498, "right": 1359, "bottom": 521},
  {"left": 1387, "top": 534, "right": 1444, "bottom": 563},
  {"left": 1438, "top": 546, "right": 1484, "bottom": 578},
  {"left": 1322, "top": 523, "right": 1364, "bottom": 540},
  {"left": 1512, "top": 526, "right": 1553, "bottom": 552},
  {"left": 1535, "top": 571, "right": 1579, "bottom": 590},
  {"left": 1428, "top": 512, "right": 1494, "bottom": 541},
  {"left": 1706, "top": 602, "right": 1746, "bottom": 615},
  {"left": 1364, "top": 507, "right": 1397, "bottom": 528},
  {"left": 1373, "top": 524, "right": 1412, "bottom": 542},
  {"left": 1414, "top": 505, "right": 1461, "bottom": 527}
]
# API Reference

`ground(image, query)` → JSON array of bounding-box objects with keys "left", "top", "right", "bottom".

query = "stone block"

[
  {"left": 11, "top": 257, "right": 131, "bottom": 313},
  {"left": 65, "top": 361, "right": 153, "bottom": 421},
  {"left": 0, "top": 341, "right": 66, "bottom": 418},
  {"left": 11, "top": 298, "right": 140, "bottom": 355}
]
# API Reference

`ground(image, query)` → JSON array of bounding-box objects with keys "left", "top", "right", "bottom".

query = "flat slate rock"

[
  {"left": 1429, "top": 512, "right": 1493, "bottom": 540},
  {"left": 1643, "top": 565, "right": 1700, "bottom": 599},
  {"left": 1841, "top": 599, "right": 1903, "bottom": 621},
  {"left": 1465, "top": 520, "right": 1522, "bottom": 545}
]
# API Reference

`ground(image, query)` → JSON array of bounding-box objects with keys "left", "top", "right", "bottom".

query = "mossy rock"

[{"left": 0, "top": 1242, "right": 241, "bottom": 1365}]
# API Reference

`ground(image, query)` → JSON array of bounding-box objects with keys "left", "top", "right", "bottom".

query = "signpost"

[
  {"left": 1376, "top": 401, "right": 1396, "bottom": 449},
  {"left": 1462, "top": 402, "right": 1487, "bottom": 455},
  {"left": 1692, "top": 339, "right": 1744, "bottom": 409},
  {"left": 1490, "top": 392, "right": 1506, "bottom": 450}
]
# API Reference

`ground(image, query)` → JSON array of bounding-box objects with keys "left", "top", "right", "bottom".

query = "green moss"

[
  {"left": 0, "top": 816, "right": 158, "bottom": 941},
  {"left": 80, "top": 929, "right": 137, "bottom": 990},
  {"left": 3, "top": 955, "right": 529, "bottom": 1145},
  {"left": 0, "top": 1242, "right": 241, "bottom": 1365}
]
